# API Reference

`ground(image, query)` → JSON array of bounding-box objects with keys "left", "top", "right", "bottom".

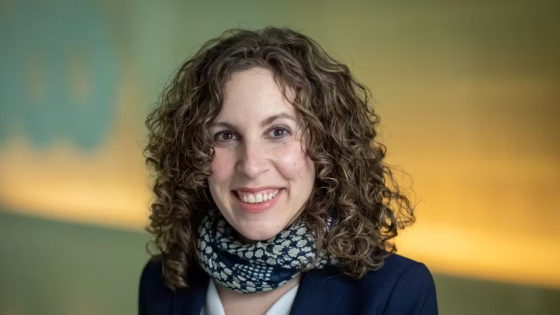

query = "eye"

[
  {"left": 214, "top": 130, "right": 238, "bottom": 142},
  {"left": 269, "top": 127, "right": 291, "bottom": 139}
]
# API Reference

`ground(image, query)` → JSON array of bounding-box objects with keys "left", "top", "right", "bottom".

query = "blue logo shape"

[{"left": 0, "top": 0, "right": 118, "bottom": 149}]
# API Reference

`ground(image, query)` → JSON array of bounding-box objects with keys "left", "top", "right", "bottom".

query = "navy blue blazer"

[{"left": 139, "top": 253, "right": 438, "bottom": 315}]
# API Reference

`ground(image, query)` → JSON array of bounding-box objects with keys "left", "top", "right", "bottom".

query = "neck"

[{"left": 234, "top": 231, "right": 258, "bottom": 244}]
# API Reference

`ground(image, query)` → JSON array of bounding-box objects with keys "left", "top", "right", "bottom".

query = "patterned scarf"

[{"left": 196, "top": 210, "right": 333, "bottom": 294}]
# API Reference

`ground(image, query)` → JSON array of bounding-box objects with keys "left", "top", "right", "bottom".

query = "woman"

[{"left": 139, "top": 27, "right": 437, "bottom": 315}]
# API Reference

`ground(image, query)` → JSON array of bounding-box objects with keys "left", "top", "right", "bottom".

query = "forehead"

[{"left": 217, "top": 67, "right": 296, "bottom": 122}]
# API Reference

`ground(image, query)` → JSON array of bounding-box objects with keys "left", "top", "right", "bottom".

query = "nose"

[{"left": 236, "top": 141, "right": 270, "bottom": 179}]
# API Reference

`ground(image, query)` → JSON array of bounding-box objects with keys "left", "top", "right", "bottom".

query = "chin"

[{"left": 235, "top": 220, "right": 285, "bottom": 242}]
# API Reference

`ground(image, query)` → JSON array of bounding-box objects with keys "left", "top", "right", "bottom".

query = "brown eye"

[
  {"left": 214, "top": 131, "right": 238, "bottom": 142},
  {"left": 269, "top": 127, "right": 291, "bottom": 139}
]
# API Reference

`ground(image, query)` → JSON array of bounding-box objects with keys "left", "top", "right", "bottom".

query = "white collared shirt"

[{"left": 200, "top": 280, "right": 300, "bottom": 315}]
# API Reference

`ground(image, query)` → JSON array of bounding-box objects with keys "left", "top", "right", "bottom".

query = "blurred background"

[{"left": 1, "top": 0, "right": 559, "bottom": 314}]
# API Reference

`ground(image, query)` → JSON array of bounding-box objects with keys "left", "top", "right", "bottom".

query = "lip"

[
  {"left": 233, "top": 188, "right": 284, "bottom": 214},
  {"left": 234, "top": 186, "right": 283, "bottom": 193}
]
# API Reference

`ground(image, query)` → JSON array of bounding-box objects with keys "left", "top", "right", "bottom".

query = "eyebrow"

[{"left": 212, "top": 113, "right": 297, "bottom": 129}]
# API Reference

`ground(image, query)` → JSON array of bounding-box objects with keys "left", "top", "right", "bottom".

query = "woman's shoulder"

[
  {"left": 311, "top": 252, "right": 434, "bottom": 285},
  {"left": 366, "top": 253, "right": 437, "bottom": 313},
  {"left": 301, "top": 253, "right": 438, "bottom": 314},
  {"left": 139, "top": 259, "right": 165, "bottom": 300},
  {"left": 365, "top": 252, "right": 435, "bottom": 285},
  {"left": 139, "top": 258, "right": 165, "bottom": 289},
  {"left": 139, "top": 258, "right": 205, "bottom": 292},
  {"left": 138, "top": 259, "right": 178, "bottom": 315}
]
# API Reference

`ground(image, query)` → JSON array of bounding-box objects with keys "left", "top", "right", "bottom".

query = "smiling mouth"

[
  {"left": 230, "top": 188, "right": 285, "bottom": 214},
  {"left": 232, "top": 188, "right": 283, "bottom": 204}
]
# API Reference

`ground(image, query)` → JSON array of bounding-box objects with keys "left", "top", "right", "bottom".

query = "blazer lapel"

[
  {"left": 173, "top": 271, "right": 209, "bottom": 315},
  {"left": 290, "top": 267, "right": 345, "bottom": 315},
  {"left": 171, "top": 267, "right": 347, "bottom": 315}
]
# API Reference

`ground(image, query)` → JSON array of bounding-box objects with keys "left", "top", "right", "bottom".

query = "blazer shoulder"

[
  {"left": 355, "top": 253, "right": 427, "bottom": 285},
  {"left": 300, "top": 253, "right": 437, "bottom": 314},
  {"left": 378, "top": 254, "right": 438, "bottom": 314},
  {"left": 140, "top": 258, "right": 166, "bottom": 291},
  {"left": 139, "top": 259, "right": 173, "bottom": 315},
  {"left": 139, "top": 259, "right": 210, "bottom": 315},
  {"left": 382, "top": 252, "right": 422, "bottom": 271}
]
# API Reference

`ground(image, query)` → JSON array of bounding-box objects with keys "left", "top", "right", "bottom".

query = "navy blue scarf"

[{"left": 196, "top": 210, "right": 333, "bottom": 294}]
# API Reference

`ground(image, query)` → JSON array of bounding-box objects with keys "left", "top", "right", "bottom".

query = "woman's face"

[{"left": 208, "top": 67, "right": 315, "bottom": 241}]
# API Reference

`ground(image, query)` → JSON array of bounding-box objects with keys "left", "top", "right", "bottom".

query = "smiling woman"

[
  {"left": 141, "top": 27, "right": 437, "bottom": 315},
  {"left": 208, "top": 68, "right": 316, "bottom": 242}
]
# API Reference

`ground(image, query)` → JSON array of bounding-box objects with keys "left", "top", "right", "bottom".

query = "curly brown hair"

[{"left": 144, "top": 26, "right": 415, "bottom": 290}]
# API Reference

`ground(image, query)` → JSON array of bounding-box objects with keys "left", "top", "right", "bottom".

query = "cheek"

[
  {"left": 275, "top": 144, "right": 315, "bottom": 181},
  {"left": 209, "top": 149, "right": 234, "bottom": 183}
]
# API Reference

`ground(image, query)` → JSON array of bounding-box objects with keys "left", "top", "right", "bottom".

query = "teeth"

[{"left": 238, "top": 189, "right": 279, "bottom": 204}]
